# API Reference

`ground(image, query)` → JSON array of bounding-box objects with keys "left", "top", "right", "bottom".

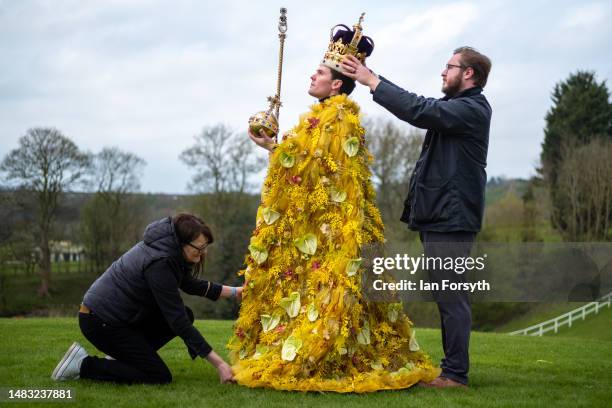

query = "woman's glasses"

[{"left": 187, "top": 242, "right": 208, "bottom": 253}]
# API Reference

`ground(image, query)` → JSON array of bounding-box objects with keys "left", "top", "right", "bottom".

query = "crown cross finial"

[
  {"left": 349, "top": 13, "right": 365, "bottom": 52},
  {"left": 279, "top": 8, "right": 287, "bottom": 34}
]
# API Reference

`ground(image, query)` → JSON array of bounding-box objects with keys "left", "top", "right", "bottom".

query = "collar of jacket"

[
  {"left": 165, "top": 249, "right": 193, "bottom": 272},
  {"left": 179, "top": 254, "right": 194, "bottom": 271},
  {"left": 442, "top": 86, "right": 483, "bottom": 101}
]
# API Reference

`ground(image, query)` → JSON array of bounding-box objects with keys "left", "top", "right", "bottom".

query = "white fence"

[{"left": 509, "top": 292, "right": 612, "bottom": 336}]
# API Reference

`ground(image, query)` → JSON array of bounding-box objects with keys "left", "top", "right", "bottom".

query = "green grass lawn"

[
  {"left": 0, "top": 319, "right": 610, "bottom": 408},
  {"left": 553, "top": 305, "right": 612, "bottom": 341}
]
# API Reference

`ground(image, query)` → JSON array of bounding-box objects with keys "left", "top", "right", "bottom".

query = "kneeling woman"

[{"left": 52, "top": 213, "right": 241, "bottom": 384}]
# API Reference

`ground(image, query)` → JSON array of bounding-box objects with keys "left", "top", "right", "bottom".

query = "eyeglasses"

[
  {"left": 444, "top": 63, "right": 467, "bottom": 72},
  {"left": 187, "top": 242, "right": 209, "bottom": 253}
]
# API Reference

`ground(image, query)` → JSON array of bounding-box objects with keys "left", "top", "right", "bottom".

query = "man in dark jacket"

[
  {"left": 342, "top": 46, "right": 492, "bottom": 388},
  {"left": 51, "top": 214, "right": 242, "bottom": 384}
]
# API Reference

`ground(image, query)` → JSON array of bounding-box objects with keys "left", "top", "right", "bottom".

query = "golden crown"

[{"left": 322, "top": 13, "right": 374, "bottom": 74}]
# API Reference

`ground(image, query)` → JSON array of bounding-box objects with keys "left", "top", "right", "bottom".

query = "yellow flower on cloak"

[
  {"left": 310, "top": 127, "right": 321, "bottom": 151},
  {"left": 324, "top": 155, "right": 338, "bottom": 173},
  {"left": 377, "top": 322, "right": 395, "bottom": 335},
  {"left": 346, "top": 112, "right": 360, "bottom": 126},
  {"left": 310, "top": 184, "right": 329, "bottom": 211}
]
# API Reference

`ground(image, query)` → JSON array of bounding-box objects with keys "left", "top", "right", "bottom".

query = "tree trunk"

[{"left": 37, "top": 231, "right": 51, "bottom": 298}]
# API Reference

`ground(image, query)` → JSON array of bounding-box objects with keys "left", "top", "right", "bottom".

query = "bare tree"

[
  {"left": 364, "top": 118, "right": 424, "bottom": 221},
  {"left": 81, "top": 147, "right": 146, "bottom": 269},
  {"left": 557, "top": 138, "right": 612, "bottom": 241},
  {"left": 91, "top": 147, "right": 145, "bottom": 197},
  {"left": 180, "top": 124, "right": 266, "bottom": 194},
  {"left": 0, "top": 128, "right": 89, "bottom": 297}
]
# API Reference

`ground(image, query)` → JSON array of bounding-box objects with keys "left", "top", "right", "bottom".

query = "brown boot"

[{"left": 418, "top": 376, "right": 468, "bottom": 388}]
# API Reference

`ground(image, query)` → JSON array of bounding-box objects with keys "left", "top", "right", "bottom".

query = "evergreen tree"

[
  {"left": 542, "top": 71, "right": 612, "bottom": 182},
  {"left": 540, "top": 71, "right": 612, "bottom": 235}
]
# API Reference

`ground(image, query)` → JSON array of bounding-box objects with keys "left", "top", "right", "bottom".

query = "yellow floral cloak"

[{"left": 228, "top": 94, "right": 439, "bottom": 392}]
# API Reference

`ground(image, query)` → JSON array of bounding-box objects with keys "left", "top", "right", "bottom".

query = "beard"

[{"left": 442, "top": 76, "right": 462, "bottom": 97}]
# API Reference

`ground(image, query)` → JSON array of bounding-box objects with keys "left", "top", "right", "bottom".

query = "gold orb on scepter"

[
  {"left": 248, "top": 95, "right": 281, "bottom": 139},
  {"left": 248, "top": 7, "right": 287, "bottom": 142}
]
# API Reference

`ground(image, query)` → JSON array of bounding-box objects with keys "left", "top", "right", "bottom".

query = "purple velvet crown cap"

[{"left": 331, "top": 24, "right": 374, "bottom": 57}]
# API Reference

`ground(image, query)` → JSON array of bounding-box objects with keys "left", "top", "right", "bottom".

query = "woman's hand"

[
  {"left": 206, "top": 351, "right": 236, "bottom": 384},
  {"left": 216, "top": 361, "right": 236, "bottom": 384},
  {"left": 235, "top": 285, "right": 244, "bottom": 301}
]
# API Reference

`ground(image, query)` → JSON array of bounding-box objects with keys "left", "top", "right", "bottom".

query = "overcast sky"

[{"left": 1, "top": 0, "right": 610, "bottom": 194}]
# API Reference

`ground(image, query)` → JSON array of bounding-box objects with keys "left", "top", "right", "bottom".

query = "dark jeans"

[
  {"left": 420, "top": 230, "right": 475, "bottom": 385},
  {"left": 79, "top": 306, "right": 194, "bottom": 384}
]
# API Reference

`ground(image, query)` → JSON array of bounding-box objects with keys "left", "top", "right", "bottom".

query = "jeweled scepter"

[{"left": 248, "top": 7, "right": 287, "bottom": 142}]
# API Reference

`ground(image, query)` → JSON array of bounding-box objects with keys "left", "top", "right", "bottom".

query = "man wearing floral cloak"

[{"left": 229, "top": 18, "right": 438, "bottom": 393}]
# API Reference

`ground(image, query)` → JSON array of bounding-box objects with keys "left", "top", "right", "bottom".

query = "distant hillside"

[
  {"left": 3, "top": 178, "right": 528, "bottom": 222},
  {"left": 1, "top": 190, "right": 258, "bottom": 246},
  {"left": 2, "top": 190, "right": 242, "bottom": 223},
  {"left": 485, "top": 177, "right": 529, "bottom": 207}
]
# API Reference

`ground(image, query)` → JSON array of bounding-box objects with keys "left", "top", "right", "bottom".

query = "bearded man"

[{"left": 342, "top": 46, "right": 492, "bottom": 388}]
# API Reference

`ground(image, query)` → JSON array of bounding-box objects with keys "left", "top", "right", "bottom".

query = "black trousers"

[
  {"left": 78, "top": 307, "right": 194, "bottom": 384},
  {"left": 420, "top": 230, "right": 475, "bottom": 385}
]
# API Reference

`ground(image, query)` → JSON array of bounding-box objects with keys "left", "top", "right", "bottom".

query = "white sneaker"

[{"left": 51, "top": 342, "right": 88, "bottom": 381}]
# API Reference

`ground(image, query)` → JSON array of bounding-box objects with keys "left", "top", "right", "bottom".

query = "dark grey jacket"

[
  {"left": 373, "top": 77, "right": 492, "bottom": 232},
  {"left": 83, "top": 217, "right": 222, "bottom": 357}
]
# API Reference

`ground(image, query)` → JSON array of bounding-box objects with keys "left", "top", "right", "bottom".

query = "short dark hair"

[
  {"left": 172, "top": 212, "right": 213, "bottom": 277},
  {"left": 331, "top": 69, "right": 356, "bottom": 95},
  {"left": 454, "top": 46, "right": 492, "bottom": 88}
]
